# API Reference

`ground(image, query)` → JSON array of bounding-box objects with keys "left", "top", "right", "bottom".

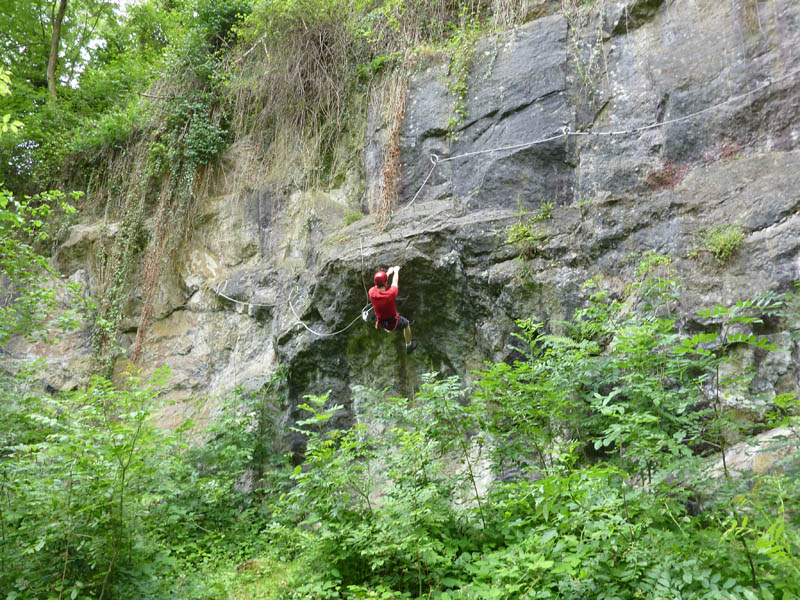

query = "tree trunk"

[{"left": 47, "top": 0, "right": 69, "bottom": 103}]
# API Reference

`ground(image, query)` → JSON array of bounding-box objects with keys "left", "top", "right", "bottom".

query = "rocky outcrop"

[
  {"left": 10, "top": 0, "right": 800, "bottom": 457},
  {"left": 707, "top": 427, "right": 800, "bottom": 480}
]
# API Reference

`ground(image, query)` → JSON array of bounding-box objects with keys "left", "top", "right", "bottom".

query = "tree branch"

[{"left": 46, "top": 0, "right": 68, "bottom": 103}]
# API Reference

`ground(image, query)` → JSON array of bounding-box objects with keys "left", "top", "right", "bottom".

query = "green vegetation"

[
  {"left": 0, "top": 0, "right": 170, "bottom": 195},
  {"left": 0, "top": 68, "right": 21, "bottom": 135},
  {"left": 0, "top": 362, "right": 289, "bottom": 599},
  {"left": 506, "top": 201, "right": 554, "bottom": 257},
  {"left": 343, "top": 210, "right": 365, "bottom": 226},
  {"left": 700, "top": 222, "right": 746, "bottom": 263},
  {"left": 2, "top": 248, "right": 798, "bottom": 598},
  {"left": 2, "top": 3, "right": 799, "bottom": 599},
  {"left": 1, "top": 0, "right": 252, "bottom": 372},
  {"left": 0, "top": 68, "right": 85, "bottom": 347}
]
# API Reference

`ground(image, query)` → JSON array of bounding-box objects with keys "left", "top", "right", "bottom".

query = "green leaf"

[{"left": 538, "top": 529, "right": 557, "bottom": 546}]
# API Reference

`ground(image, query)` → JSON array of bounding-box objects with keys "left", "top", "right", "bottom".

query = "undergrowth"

[
  {"left": 2, "top": 252, "right": 799, "bottom": 598},
  {"left": 248, "top": 255, "right": 799, "bottom": 599}
]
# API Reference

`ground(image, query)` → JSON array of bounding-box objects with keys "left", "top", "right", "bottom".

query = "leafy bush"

[
  {"left": 701, "top": 222, "right": 745, "bottom": 263},
  {"left": 0, "top": 365, "right": 293, "bottom": 598},
  {"left": 241, "top": 254, "right": 800, "bottom": 599},
  {"left": 0, "top": 368, "right": 174, "bottom": 598}
]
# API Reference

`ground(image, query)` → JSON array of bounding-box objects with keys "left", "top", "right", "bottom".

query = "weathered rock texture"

[{"left": 9, "top": 0, "right": 800, "bottom": 455}]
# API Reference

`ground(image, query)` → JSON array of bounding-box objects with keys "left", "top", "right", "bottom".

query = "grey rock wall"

[{"left": 12, "top": 0, "right": 799, "bottom": 455}]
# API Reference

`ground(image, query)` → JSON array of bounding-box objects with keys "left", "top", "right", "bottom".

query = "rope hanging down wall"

[
  {"left": 211, "top": 67, "right": 800, "bottom": 338},
  {"left": 213, "top": 281, "right": 372, "bottom": 338}
]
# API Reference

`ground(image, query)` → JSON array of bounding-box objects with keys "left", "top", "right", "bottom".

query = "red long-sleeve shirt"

[{"left": 369, "top": 285, "right": 399, "bottom": 320}]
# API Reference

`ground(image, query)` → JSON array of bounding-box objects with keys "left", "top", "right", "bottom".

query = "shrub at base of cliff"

[
  {"left": 0, "top": 360, "right": 291, "bottom": 599},
  {"left": 233, "top": 255, "right": 800, "bottom": 599},
  {"left": 3, "top": 251, "right": 798, "bottom": 598}
]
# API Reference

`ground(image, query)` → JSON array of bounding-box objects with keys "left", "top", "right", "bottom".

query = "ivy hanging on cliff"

[{"left": 86, "top": 0, "right": 250, "bottom": 373}]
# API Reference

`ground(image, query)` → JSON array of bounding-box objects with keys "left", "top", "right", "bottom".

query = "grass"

[
  {"left": 226, "top": 558, "right": 299, "bottom": 600},
  {"left": 343, "top": 211, "right": 364, "bottom": 226}
]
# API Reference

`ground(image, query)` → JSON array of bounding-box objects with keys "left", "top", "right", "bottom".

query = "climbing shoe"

[{"left": 406, "top": 341, "right": 418, "bottom": 355}]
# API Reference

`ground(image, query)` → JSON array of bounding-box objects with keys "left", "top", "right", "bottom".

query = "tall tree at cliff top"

[
  {"left": 47, "top": 0, "right": 70, "bottom": 102},
  {"left": 0, "top": 0, "right": 172, "bottom": 194}
]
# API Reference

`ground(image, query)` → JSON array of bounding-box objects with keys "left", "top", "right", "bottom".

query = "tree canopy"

[{"left": 0, "top": 0, "right": 174, "bottom": 194}]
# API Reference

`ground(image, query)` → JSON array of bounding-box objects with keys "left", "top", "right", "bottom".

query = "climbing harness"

[{"left": 375, "top": 316, "right": 399, "bottom": 333}]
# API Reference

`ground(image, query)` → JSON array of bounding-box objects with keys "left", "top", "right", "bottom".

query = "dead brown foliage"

[
  {"left": 376, "top": 75, "right": 409, "bottom": 231},
  {"left": 644, "top": 162, "right": 690, "bottom": 191}
]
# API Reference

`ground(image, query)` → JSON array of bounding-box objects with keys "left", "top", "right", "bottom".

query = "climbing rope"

[
  {"left": 400, "top": 67, "right": 800, "bottom": 216},
  {"left": 288, "top": 287, "right": 373, "bottom": 338},
  {"left": 211, "top": 280, "right": 374, "bottom": 338},
  {"left": 213, "top": 236, "right": 377, "bottom": 340},
  {"left": 213, "top": 281, "right": 273, "bottom": 307},
  {"left": 213, "top": 282, "right": 373, "bottom": 338},
  {"left": 404, "top": 153, "right": 441, "bottom": 211},
  {"left": 360, "top": 237, "right": 370, "bottom": 298}
]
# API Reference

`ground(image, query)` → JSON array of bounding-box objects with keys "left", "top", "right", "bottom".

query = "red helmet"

[{"left": 374, "top": 271, "right": 388, "bottom": 286}]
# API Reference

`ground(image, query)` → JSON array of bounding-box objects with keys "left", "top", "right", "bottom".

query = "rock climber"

[{"left": 368, "top": 265, "right": 417, "bottom": 354}]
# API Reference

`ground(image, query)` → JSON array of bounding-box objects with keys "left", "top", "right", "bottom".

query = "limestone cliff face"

[{"left": 14, "top": 0, "right": 800, "bottom": 451}]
